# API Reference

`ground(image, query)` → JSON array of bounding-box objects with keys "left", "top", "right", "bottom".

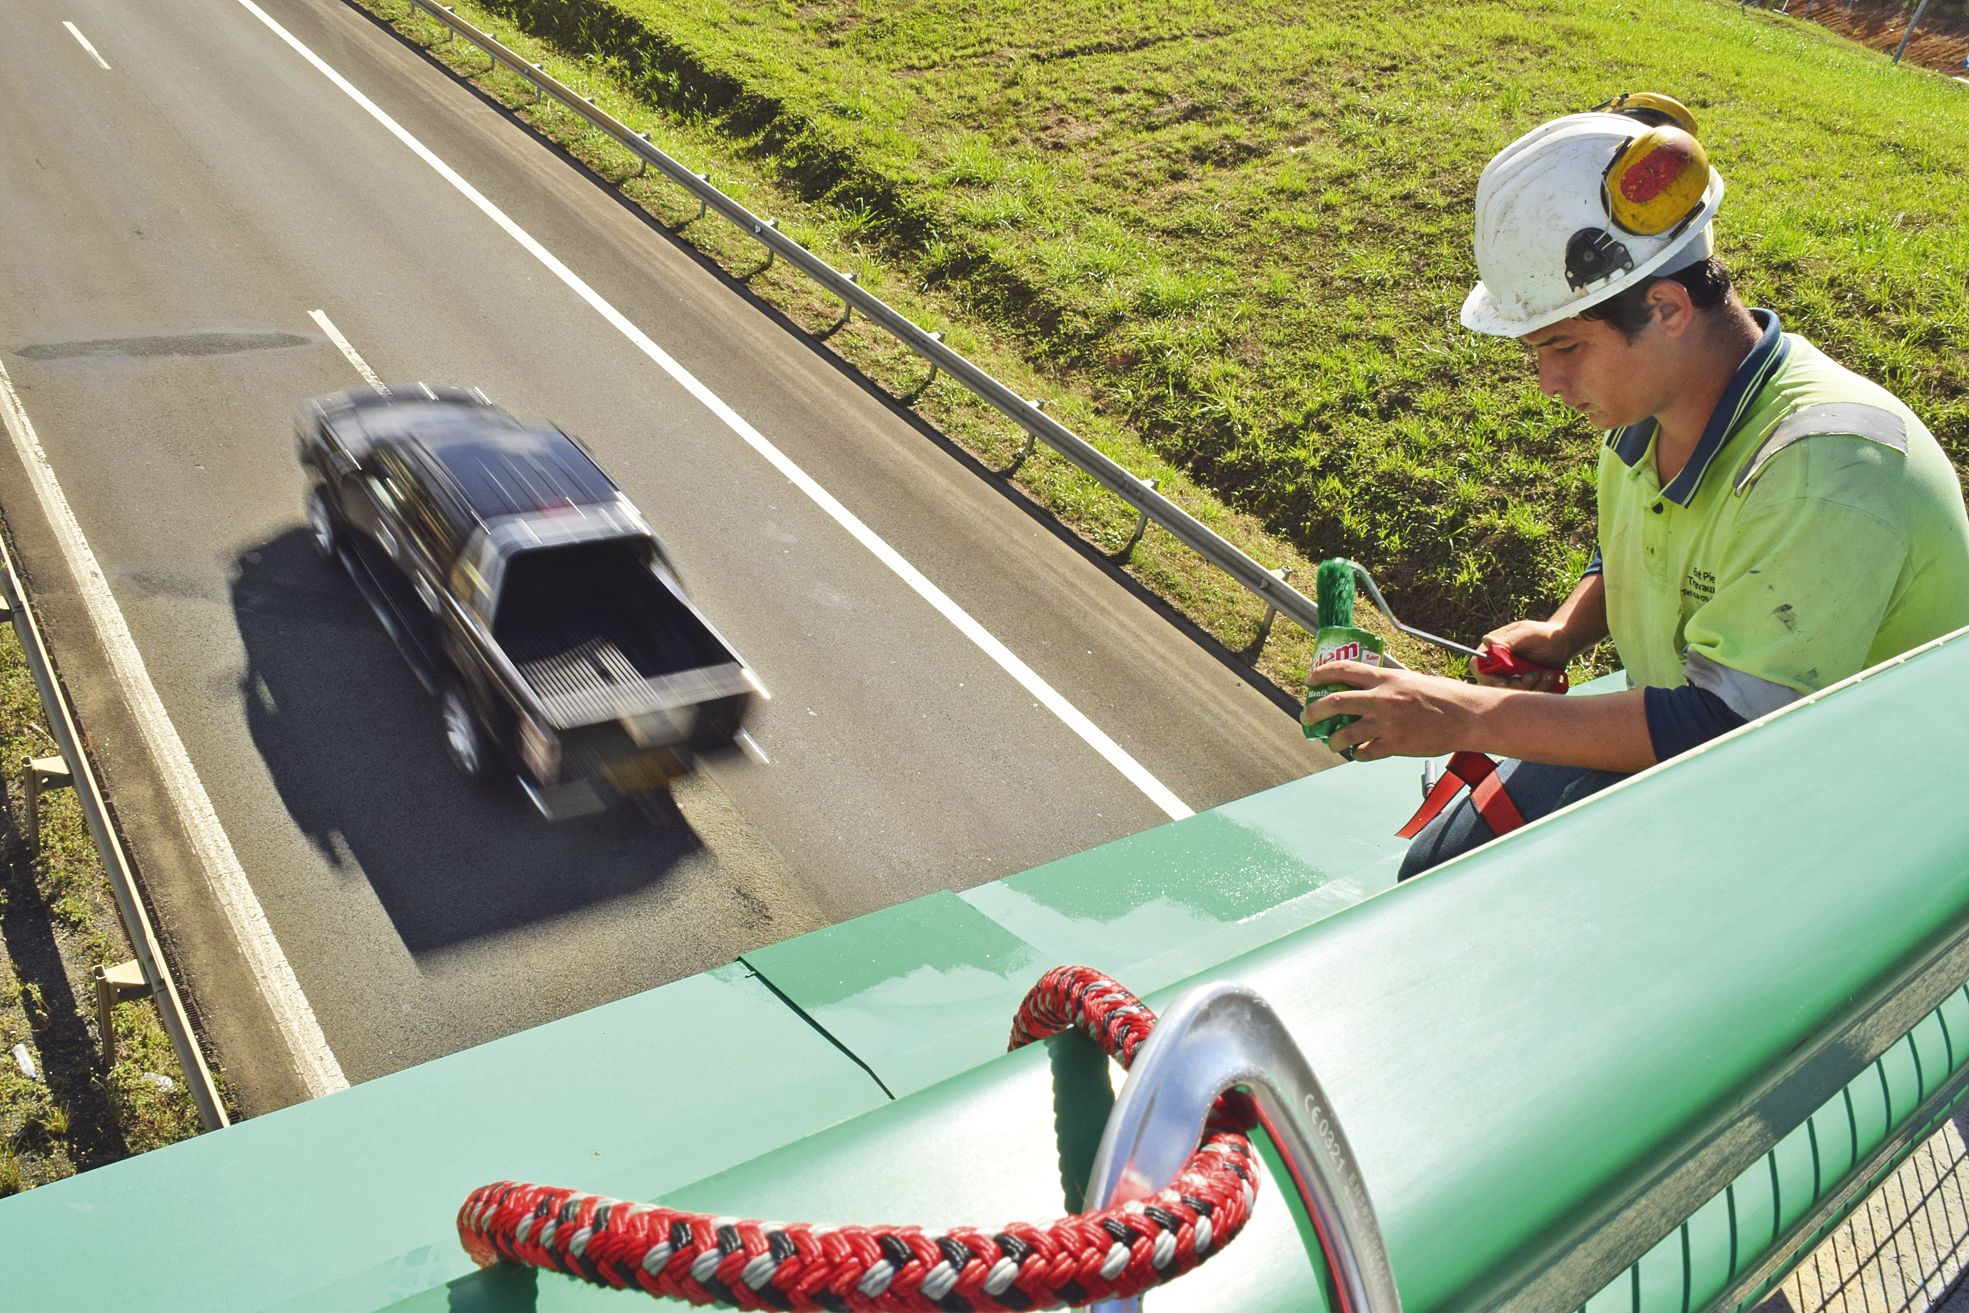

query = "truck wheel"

[
  {"left": 440, "top": 685, "right": 490, "bottom": 784},
  {"left": 308, "top": 488, "right": 339, "bottom": 561}
]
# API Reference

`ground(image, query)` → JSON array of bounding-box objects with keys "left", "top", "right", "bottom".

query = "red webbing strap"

[
  {"left": 1395, "top": 751, "right": 1527, "bottom": 839},
  {"left": 1464, "top": 755, "right": 1528, "bottom": 835}
]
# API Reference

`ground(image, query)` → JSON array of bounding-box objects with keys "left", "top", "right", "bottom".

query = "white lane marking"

[
  {"left": 0, "top": 360, "right": 349, "bottom": 1098},
  {"left": 63, "top": 21, "right": 112, "bottom": 70},
  {"left": 240, "top": 0, "right": 1193, "bottom": 820},
  {"left": 733, "top": 729, "right": 770, "bottom": 766},
  {"left": 309, "top": 308, "right": 387, "bottom": 392}
]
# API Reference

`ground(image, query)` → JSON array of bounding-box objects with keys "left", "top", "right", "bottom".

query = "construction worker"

[{"left": 1302, "top": 94, "right": 1969, "bottom": 879}]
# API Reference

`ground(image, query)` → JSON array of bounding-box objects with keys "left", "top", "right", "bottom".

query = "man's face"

[{"left": 1519, "top": 314, "right": 1663, "bottom": 430}]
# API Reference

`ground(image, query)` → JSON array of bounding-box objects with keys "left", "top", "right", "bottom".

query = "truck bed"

[{"left": 493, "top": 540, "right": 742, "bottom": 729}]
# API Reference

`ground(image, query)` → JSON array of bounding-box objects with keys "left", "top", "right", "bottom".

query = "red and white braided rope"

[{"left": 458, "top": 966, "right": 1257, "bottom": 1310}]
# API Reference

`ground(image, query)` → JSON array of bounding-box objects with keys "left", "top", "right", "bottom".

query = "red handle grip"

[{"left": 1474, "top": 642, "right": 1569, "bottom": 693}]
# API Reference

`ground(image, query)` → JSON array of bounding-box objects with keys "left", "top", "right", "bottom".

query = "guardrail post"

[
  {"left": 634, "top": 132, "right": 651, "bottom": 178},
  {"left": 92, "top": 960, "right": 147, "bottom": 1067},
  {"left": 530, "top": 64, "right": 545, "bottom": 103},
  {"left": 1116, "top": 479, "right": 1158, "bottom": 563},
  {"left": 913, "top": 331, "right": 947, "bottom": 397},
  {"left": 696, "top": 175, "right": 711, "bottom": 221},
  {"left": 751, "top": 219, "right": 779, "bottom": 271},
  {"left": 1, "top": 540, "right": 229, "bottom": 1129},
  {"left": 22, "top": 753, "right": 73, "bottom": 862},
  {"left": 1004, "top": 402, "right": 1044, "bottom": 475},
  {"left": 1251, "top": 566, "right": 1292, "bottom": 654},
  {"left": 837, "top": 271, "right": 858, "bottom": 326}
]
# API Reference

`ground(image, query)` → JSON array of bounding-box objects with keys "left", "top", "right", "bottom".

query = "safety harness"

[{"left": 1395, "top": 644, "right": 1567, "bottom": 841}]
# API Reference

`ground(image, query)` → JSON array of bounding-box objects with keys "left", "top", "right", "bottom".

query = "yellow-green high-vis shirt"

[{"left": 1596, "top": 310, "right": 1969, "bottom": 713}]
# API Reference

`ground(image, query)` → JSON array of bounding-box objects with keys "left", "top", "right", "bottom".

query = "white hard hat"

[{"left": 1461, "top": 110, "right": 1725, "bottom": 338}]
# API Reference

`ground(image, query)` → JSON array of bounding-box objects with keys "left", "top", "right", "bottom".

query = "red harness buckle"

[
  {"left": 1393, "top": 643, "right": 1566, "bottom": 841},
  {"left": 1397, "top": 750, "right": 1529, "bottom": 839}
]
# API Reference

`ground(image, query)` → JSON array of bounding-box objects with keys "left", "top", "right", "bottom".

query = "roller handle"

[{"left": 1473, "top": 642, "right": 1569, "bottom": 694}]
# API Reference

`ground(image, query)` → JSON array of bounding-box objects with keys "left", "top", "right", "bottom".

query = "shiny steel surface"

[
  {"left": 1085, "top": 982, "right": 1401, "bottom": 1313},
  {"left": 1345, "top": 561, "right": 1481, "bottom": 660}
]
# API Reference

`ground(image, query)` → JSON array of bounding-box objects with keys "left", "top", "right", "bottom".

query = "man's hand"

[
  {"left": 1301, "top": 662, "right": 1490, "bottom": 761},
  {"left": 1476, "top": 620, "right": 1572, "bottom": 691}
]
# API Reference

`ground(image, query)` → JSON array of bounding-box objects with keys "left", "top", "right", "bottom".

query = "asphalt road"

[{"left": 0, "top": 0, "right": 1319, "bottom": 1112}]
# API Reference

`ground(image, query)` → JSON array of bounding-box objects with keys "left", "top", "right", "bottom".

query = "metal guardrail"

[
  {"left": 0, "top": 539, "right": 228, "bottom": 1131},
  {"left": 394, "top": 0, "right": 1327, "bottom": 649}
]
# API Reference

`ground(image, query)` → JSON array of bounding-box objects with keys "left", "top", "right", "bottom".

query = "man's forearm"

[
  {"left": 1465, "top": 685, "right": 1656, "bottom": 773},
  {"left": 1550, "top": 571, "right": 1610, "bottom": 658}
]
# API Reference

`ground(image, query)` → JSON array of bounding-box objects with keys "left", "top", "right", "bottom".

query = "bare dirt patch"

[{"left": 1781, "top": 0, "right": 1969, "bottom": 74}]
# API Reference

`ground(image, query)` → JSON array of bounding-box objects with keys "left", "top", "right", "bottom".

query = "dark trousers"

[{"left": 1398, "top": 759, "right": 1628, "bottom": 882}]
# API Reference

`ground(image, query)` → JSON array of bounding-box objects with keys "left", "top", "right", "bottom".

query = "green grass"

[
  {"left": 369, "top": 0, "right": 1966, "bottom": 684},
  {"left": 0, "top": 609, "right": 204, "bottom": 1194}
]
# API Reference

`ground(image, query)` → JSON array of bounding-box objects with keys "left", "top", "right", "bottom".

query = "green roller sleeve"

[
  {"left": 1314, "top": 557, "right": 1356, "bottom": 631},
  {"left": 1303, "top": 624, "right": 1386, "bottom": 745}
]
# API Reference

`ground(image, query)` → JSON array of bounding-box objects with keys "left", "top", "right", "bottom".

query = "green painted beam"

[
  {"left": 739, "top": 761, "right": 1423, "bottom": 1099},
  {"left": 0, "top": 964, "right": 885, "bottom": 1311},
  {"left": 960, "top": 749, "right": 1420, "bottom": 984},
  {"left": 742, "top": 889, "right": 1049, "bottom": 1097},
  {"left": 1580, "top": 984, "right": 1969, "bottom": 1313},
  {"left": 622, "top": 635, "right": 1969, "bottom": 1312},
  {"left": 968, "top": 673, "right": 1628, "bottom": 999},
  {"left": 739, "top": 744, "right": 1437, "bottom": 1101}
]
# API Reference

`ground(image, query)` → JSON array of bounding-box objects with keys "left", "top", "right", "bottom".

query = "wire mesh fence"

[{"left": 1760, "top": 1109, "right": 1969, "bottom": 1313}]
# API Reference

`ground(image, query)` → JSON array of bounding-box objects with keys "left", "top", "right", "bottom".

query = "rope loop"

[{"left": 459, "top": 966, "right": 1258, "bottom": 1310}]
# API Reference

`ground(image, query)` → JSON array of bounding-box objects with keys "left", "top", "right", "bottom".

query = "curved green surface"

[{"left": 614, "top": 631, "right": 1969, "bottom": 1313}]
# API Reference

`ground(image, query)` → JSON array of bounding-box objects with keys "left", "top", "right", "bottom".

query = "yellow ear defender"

[
  {"left": 1590, "top": 93, "right": 1711, "bottom": 237},
  {"left": 1560, "top": 94, "right": 1715, "bottom": 291},
  {"left": 1603, "top": 125, "right": 1711, "bottom": 236},
  {"left": 1591, "top": 91, "right": 1700, "bottom": 136}
]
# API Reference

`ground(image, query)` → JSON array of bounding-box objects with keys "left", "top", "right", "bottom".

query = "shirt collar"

[{"left": 1605, "top": 308, "right": 1788, "bottom": 506}]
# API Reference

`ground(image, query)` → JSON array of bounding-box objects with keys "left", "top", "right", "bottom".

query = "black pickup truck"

[{"left": 297, "top": 387, "right": 764, "bottom": 818}]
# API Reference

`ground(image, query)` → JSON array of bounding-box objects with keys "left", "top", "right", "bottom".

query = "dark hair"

[{"left": 1579, "top": 257, "right": 1735, "bottom": 339}]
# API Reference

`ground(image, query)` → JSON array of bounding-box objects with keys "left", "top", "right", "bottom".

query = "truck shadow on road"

[{"left": 230, "top": 530, "right": 704, "bottom": 956}]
